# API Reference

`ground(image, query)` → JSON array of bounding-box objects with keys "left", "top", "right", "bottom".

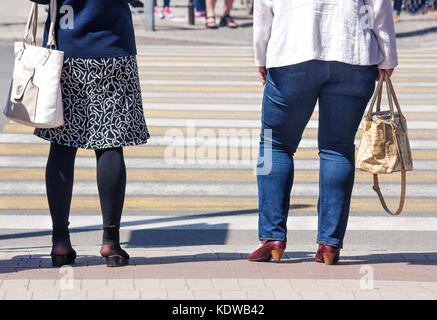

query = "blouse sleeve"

[
  {"left": 253, "top": 0, "right": 274, "bottom": 67},
  {"left": 363, "top": 0, "right": 398, "bottom": 69}
]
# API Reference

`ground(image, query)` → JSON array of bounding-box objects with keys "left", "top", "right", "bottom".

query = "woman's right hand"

[
  {"left": 377, "top": 68, "right": 394, "bottom": 81},
  {"left": 259, "top": 66, "right": 267, "bottom": 86}
]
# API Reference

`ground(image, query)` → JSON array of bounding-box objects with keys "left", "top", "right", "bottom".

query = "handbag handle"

[
  {"left": 370, "top": 71, "right": 407, "bottom": 215},
  {"left": 23, "top": 3, "right": 38, "bottom": 45},
  {"left": 22, "top": 0, "right": 58, "bottom": 49}
]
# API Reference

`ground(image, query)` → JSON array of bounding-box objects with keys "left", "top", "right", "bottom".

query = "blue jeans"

[
  {"left": 195, "top": 0, "right": 206, "bottom": 12},
  {"left": 257, "top": 60, "right": 377, "bottom": 248},
  {"left": 393, "top": 0, "right": 403, "bottom": 15}
]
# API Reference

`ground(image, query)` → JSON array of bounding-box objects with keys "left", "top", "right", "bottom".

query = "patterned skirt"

[{"left": 34, "top": 56, "right": 150, "bottom": 149}]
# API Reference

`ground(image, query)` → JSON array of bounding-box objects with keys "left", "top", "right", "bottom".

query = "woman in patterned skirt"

[{"left": 32, "top": 0, "right": 149, "bottom": 267}]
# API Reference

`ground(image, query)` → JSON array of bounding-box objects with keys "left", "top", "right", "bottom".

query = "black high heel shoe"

[
  {"left": 50, "top": 239, "right": 77, "bottom": 267},
  {"left": 101, "top": 244, "right": 130, "bottom": 267}
]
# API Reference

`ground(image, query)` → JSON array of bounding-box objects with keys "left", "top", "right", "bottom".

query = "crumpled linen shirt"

[{"left": 254, "top": 0, "right": 398, "bottom": 69}]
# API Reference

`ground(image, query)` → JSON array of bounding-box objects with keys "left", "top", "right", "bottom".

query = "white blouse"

[{"left": 254, "top": 0, "right": 398, "bottom": 69}]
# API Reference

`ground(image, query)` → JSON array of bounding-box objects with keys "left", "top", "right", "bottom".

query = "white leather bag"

[{"left": 3, "top": 0, "right": 64, "bottom": 128}]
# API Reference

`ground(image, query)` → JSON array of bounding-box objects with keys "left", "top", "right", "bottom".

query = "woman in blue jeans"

[{"left": 249, "top": 0, "right": 398, "bottom": 264}]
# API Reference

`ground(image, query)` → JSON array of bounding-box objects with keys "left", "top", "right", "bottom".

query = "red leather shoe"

[
  {"left": 248, "top": 240, "right": 286, "bottom": 262},
  {"left": 315, "top": 245, "right": 340, "bottom": 265}
]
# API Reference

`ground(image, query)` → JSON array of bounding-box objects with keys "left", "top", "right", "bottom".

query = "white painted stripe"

[
  {"left": 137, "top": 57, "right": 254, "bottom": 61},
  {"left": 142, "top": 103, "right": 437, "bottom": 113},
  {"left": 141, "top": 91, "right": 437, "bottom": 100},
  {"left": 1, "top": 215, "right": 437, "bottom": 231},
  {"left": 0, "top": 181, "right": 433, "bottom": 198},
  {"left": 139, "top": 70, "right": 257, "bottom": 77},
  {"left": 141, "top": 79, "right": 261, "bottom": 86},
  {"left": 0, "top": 155, "right": 436, "bottom": 170},
  {"left": 3, "top": 132, "right": 437, "bottom": 148}
]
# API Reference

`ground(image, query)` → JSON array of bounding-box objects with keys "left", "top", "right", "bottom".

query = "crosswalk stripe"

[
  {"left": 5, "top": 124, "right": 437, "bottom": 139},
  {"left": 0, "top": 168, "right": 435, "bottom": 183},
  {"left": 0, "top": 214, "right": 436, "bottom": 231},
  {"left": 0, "top": 196, "right": 435, "bottom": 212},
  {"left": 1, "top": 144, "right": 437, "bottom": 159}
]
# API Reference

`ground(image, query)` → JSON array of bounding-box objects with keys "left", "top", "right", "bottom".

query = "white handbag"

[{"left": 3, "top": 0, "right": 64, "bottom": 128}]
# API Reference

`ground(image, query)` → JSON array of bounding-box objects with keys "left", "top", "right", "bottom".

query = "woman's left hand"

[
  {"left": 377, "top": 68, "right": 394, "bottom": 81},
  {"left": 259, "top": 66, "right": 267, "bottom": 86}
]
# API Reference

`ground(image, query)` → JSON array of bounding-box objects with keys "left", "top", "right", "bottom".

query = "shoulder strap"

[
  {"left": 372, "top": 171, "right": 406, "bottom": 216},
  {"left": 47, "top": 0, "right": 58, "bottom": 48}
]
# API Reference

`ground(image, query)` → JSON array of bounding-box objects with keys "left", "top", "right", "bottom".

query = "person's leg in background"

[
  {"left": 220, "top": 0, "right": 238, "bottom": 28},
  {"left": 195, "top": 0, "right": 206, "bottom": 18},
  {"left": 393, "top": 0, "right": 403, "bottom": 21},
  {"left": 316, "top": 62, "right": 377, "bottom": 253},
  {"left": 154, "top": 0, "right": 164, "bottom": 18},
  {"left": 95, "top": 147, "right": 130, "bottom": 266},
  {"left": 163, "top": 0, "right": 174, "bottom": 19},
  {"left": 206, "top": 0, "right": 218, "bottom": 28},
  {"left": 46, "top": 143, "right": 78, "bottom": 262}
]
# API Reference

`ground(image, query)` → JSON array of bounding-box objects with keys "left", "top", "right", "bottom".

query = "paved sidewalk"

[{"left": 0, "top": 246, "right": 436, "bottom": 300}]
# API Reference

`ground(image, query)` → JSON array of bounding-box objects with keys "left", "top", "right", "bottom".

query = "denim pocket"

[{"left": 273, "top": 62, "right": 307, "bottom": 77}]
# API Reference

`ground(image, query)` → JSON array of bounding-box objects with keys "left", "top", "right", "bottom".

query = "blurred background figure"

[
  {"left": 393, "top": 0, "right": 403, "bottom": 21},
  {"left": 195, "top": 0, "right": 206, "bottom": 18},
  {"left": 154, "top": 0, "right": 174, "bottom": 19},
  {"left": 206, "top": 0, "right": 238, "bottom": 29},
  {"left": 130, "top": 0, "right": 144, "bottom": 8}
]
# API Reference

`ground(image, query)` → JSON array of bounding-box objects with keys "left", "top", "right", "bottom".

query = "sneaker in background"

[
  {"left": 163, "top": 7, "right": 174, "bottom": 19},
  {"left": 154, "top": 7, "right": 164, "bottom": 19}
]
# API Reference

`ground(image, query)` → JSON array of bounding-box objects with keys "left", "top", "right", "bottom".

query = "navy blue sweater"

[{"left": 31, "top": 0, "right": 137, "bottom": 58}]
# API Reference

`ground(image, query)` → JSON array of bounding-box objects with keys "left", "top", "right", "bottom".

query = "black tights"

[{"left": 46, "top": 143, "right": 126, "bottom": 247}]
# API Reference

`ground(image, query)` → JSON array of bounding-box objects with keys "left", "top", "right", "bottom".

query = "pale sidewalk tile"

[
  {"left": 352, "top": 290, "right": 382, "bottom": 300},
  {"left": 421, "top": 282, "right": 437, "bottom": 292},
  {"left": 316, "top": 279, "right": 347, "bottom": 288},
  {"left": 114, "top": 290, "right": 141, "bottom": 300},
  {"left": 140, "top": 289, "right": 168, "bottom": 300},
  {"left": 32, "top": 291, "right": 60, "bottom": 300},
  {"left": 186, "top": 278, "right": 213, "bottom": 289},
  {"left": 220, "top": 291, "right": 248, "bottom": 300},
  {"left": 327, "top": 291, "right": 355, "bottom": 300},
  {"left": 28, "top": 279, "right": 56, "bottom": 289},
  {"left": 374, "top": 280, "right": 397, "bottom": 288},
  {"left": 81, "top": 279, "right": 107, "bottom": 289},
  {"left": 407, "top": 291, "right": 436, "bottom": 300},
  {"left": 394, "top": 281, "right": 423, "bottom": 288},
  {"left": 134, "top": 279, "right": 161, "bottom": 290},
  {"left": 194, "top": 290, "right": 221, "bottom": 300},
  {"left": 4, "top": 291, "right": 32, "bottom": 300},
  {"left": 290, "top": 279, "right": 318, "bottom": 289},
  {"left": 60, "top": 290, "right": 87, "bottom": 300},
  {"left": 86, "top": 290, "right": 114, "bottom": 300},
  {"left": 379, "top": 291, "right": 410, "bottom": 300},
  {"left": 54, "top": 280, "right": 81, "bottom": 291},
  {"left": 212, "top": 279, "right": 241, "bottom": 290},
  {"left": 341, "top": 280, "right": 362, "bottom": 290},
  {"left": 238, "top": 279, "right": 264, "bottom": 288},
  {"left": 0, "top": 290, "right": 5, "bottom": 300},
  {"left": 168, "top": 290, "right": 195, "bottom": 300},
  {"left": 246, "top": 289, "right": 275, "bottom": 300},
  {"left": 0, "top": 279, "right": 29, "bottom": 290},
  {"left": 300, "top": 291, "right": 329, "bottom": 300},
  {"left": 273, "top": 289, "right": 302, "bottom": 300},
  {"left": 160, "top": 279, "right": 188, "bottom": 289},
  {"left": 107, "top": 279, "right": 134, "bottom": 290},
  {"left": 263, "top": 279, "right": 292, "bottom": 288}
]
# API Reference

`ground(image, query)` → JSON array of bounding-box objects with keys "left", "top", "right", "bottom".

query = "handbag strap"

[
  {"left": 47, "top": 0, "right": 58, "bottom": 48},
  {"left": 23, "top": 4, "right": 38, "bottom": 45},
  {"left": 22, "top": 0, "right": 58, "bottom": 48},
  {"left": 371, "top": 71, "right": 407, "bottom": 215}
]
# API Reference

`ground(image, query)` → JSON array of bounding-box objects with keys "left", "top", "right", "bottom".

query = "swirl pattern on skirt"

[{"left": 34, "top": 56, "right": 150, "bottom": 149}]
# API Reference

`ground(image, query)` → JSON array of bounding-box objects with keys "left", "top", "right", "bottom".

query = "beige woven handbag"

[
  {"left": 356, "top": 71, "right": 413, "bottom": 215},
  {"left": 3, "top": 0, "right": 64, "bottom": 128}
]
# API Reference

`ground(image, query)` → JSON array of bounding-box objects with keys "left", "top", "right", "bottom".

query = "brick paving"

[{"left": 0, "top": 247, "right": 436, "bottom": 300}]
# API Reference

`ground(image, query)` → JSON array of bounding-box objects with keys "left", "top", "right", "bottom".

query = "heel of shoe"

[
  {"left": 51, "top": 254, "right": 75, "bottom": 267},
  {"left": 105, "top": 255, "right": 129, "bottom": 267},
  {"left": 323, "top": 252, "right": 337, "bottom": 265},
  {"left": 271, "top": 249, "right": 285, "bottom": 262}
]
